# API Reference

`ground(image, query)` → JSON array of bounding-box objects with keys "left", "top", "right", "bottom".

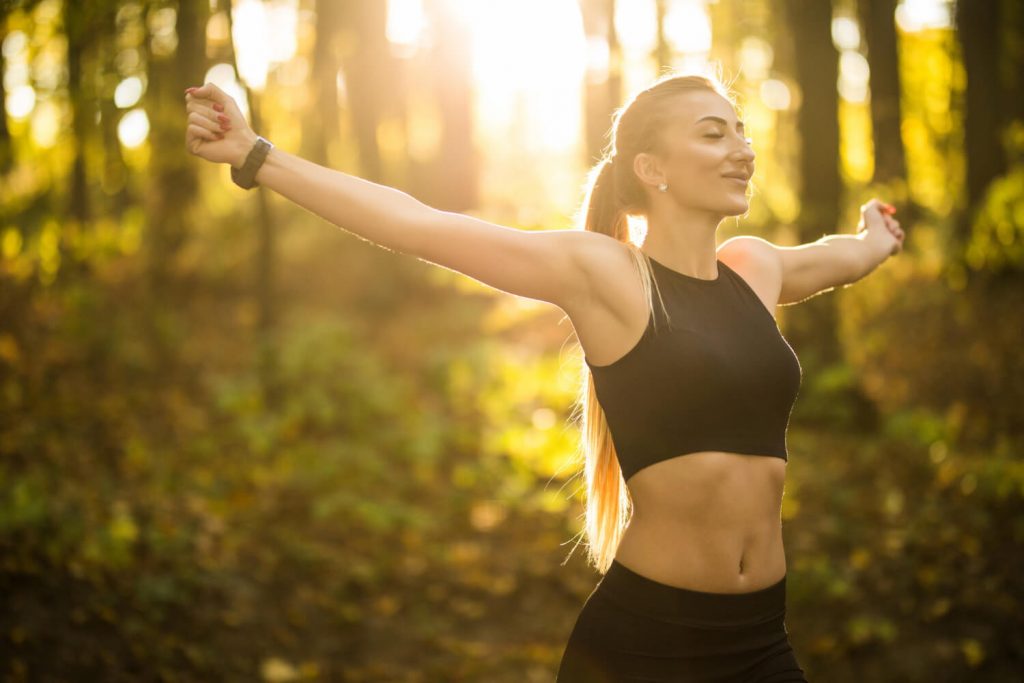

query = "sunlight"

[
  {"left": 6, "top": 84, "right": 35, "bottom": 120},
  {"left": 664, "top": 0, "right": 712, "bottom": 54},
  {"left": 615, "top": 0, "right": 658, "bottom": 53},
  {"left": 114, "top": 77, "right": 144, "bottom": 109},
  {"left": 117, "top": 108, "right": 150, "bottom": 149},
  {"left": 448, "top": 0, "right": 585, "bottom": 102},
  {"left": 895, "top": 0, "right": 953, "bottom": 32},
  {"left": 231, "top": 0, "right": 299, "bottom": 91},
  {"left": 386, "top": 0, "right": 428, "bottom": 58}
]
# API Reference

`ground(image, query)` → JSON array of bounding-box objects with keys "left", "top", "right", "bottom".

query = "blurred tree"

[
  {"left": 422, "top": 0, "right": 477, "bottom": 211},
  {"left": 857, "top": 0, "right": 908, "bottom": 187},
  {"left": 142, "top": 0, "right": 208, "bottom": 297},
  {"left": 97, "top": 16, "right": 132, "bottom": 218},
  {"left": 0, "top": 4, "right": 13, "bottom": 175},
  {"left": 580, "top": 0, "right": 622, "bottom": 164},
  {"left": 654, "top": 0, "right": 671, "bottom": 74},
  {"left": 301, "top": 0, "right": 343, "bottom": 167},
  {"left": 337, "top": 0, "right": 393, "bottom": 184},
  {"left": 954, "top": 0, "right": 1006, "bottom": 232},
  {"left": 62, "top": 0, "right": 103, "bottom": 236}
]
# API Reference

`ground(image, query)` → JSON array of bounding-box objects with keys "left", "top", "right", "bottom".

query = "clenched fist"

[
  {"left": 858, "top": 198, "right": 905, "bottom": 258},
  {"left": 184, "top": 82, "right": 258, "bottom": 168}
]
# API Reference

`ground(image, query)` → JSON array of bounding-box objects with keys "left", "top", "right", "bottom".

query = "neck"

[{"left": 641, "top": 204, "right": 724, "bottom": 279}]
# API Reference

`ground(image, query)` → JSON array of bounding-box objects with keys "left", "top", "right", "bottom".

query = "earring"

[{"left": 658, "top": 182, "right": 668, "bottom": 193}]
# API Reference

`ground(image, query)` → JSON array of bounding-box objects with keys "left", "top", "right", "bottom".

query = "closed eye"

[{"left": 705, "top": 133, "right": 754, "bottom": 145}]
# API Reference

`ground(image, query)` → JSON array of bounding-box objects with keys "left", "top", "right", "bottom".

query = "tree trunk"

[
  {"left": 141, "top": 0, "right": 208, "bottom": 376},
  {"left": 580, "top": 0, "right": 622, "bottom": 165},
  {"left": 338, "top": 0, "right": 392, "bottom": 184},
  {"left": 654, "top": 0, "right": 671, "bottom": 70},
  {"left": 954, "top": 0, "right": 1005, "bottom": 229},
  {"left": 422, "top": 0, "right": 477, "bottom": 211},
  {"left": 0, "top": 8, "right": 12, "bottom": 175},
  {"left": 858, "top": 0, "right": 907, "bottom": 185},
  {"left": 63, "top": 0, "right": 94, "bottom": 232},
  {"left": 301, "top": 0, "right": 342, "bottom": 167}
]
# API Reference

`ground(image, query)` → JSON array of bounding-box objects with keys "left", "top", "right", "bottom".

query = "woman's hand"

[
  {"left": 184, "top": 82, "right": 258, "bottom": 168},
  {"left": 858, "top": 198, "right": 905, "bottom": 259}
]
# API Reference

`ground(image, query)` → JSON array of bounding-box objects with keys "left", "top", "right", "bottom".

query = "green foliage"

[
  {"left": 965, "top": 124, "right": 1024, "bottom": 272},
  {"left": 783, "top": 428, "right": 1024, "bottom": 681}
]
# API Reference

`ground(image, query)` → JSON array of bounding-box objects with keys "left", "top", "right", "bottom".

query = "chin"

[{"left": 718, "top": 198, "right": 750, "bottom": 217}]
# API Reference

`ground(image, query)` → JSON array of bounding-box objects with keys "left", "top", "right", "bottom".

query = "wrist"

[
  {"left": 231, "top": 132, "right": 260, "bottom": 169},
  {"left": 856, "top": 231, "right": 890, "bottom": 270}
]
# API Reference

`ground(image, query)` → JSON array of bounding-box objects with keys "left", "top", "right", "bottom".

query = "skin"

[{"left": 184, "top": 83, "right": 905, "bottom": 594}]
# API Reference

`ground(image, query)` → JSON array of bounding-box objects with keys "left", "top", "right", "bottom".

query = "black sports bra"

[{"left": 585, "top": 254, "right": 802, "bottom": 483}]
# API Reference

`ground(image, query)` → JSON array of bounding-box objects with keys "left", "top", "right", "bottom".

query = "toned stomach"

[{"left": 614, "top": 450, "right": 788, "bottom": 594}]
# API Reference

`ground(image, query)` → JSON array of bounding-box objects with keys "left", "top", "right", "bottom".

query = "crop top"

[{"left": 585, "top": 254, "right": 802, "bottom": 483}]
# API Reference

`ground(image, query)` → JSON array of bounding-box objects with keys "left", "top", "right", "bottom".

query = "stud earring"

[{"left": 658, "top": 182, "right": 668, "bottom": 193}]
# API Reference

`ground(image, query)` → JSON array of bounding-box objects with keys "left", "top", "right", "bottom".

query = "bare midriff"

[{"left": 614, "top": 450, "right": 788, "bottom": 594}]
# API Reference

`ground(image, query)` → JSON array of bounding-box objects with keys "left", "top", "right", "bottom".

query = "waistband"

[{"left": 596, "top": 558, "right": 787, "bottom": 629}]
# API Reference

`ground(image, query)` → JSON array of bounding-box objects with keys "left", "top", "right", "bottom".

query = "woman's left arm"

[{"left": 718, "top": 198, "right": 905, "bottom": 306}]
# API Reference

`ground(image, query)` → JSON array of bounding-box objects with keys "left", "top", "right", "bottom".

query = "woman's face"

[{"left": 641, "top": 90, "right": 756, "bottom": 216}]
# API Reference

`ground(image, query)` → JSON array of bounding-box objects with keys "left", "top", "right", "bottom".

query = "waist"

[
  {"left": 616, "top": 515, "right": 786, "bottom": 593},
  {"left": 617, "top": 450, "right": 788, "bottom": 592}
]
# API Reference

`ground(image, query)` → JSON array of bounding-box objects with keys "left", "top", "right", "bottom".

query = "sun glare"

[{"left": 385, "top": 0, "right": 586, "bottom": 153}]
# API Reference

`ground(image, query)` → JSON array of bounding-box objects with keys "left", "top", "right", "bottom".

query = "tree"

[
  {"left": 580, "top": 0, "right": 622, "bottom": 164},
  {"left": 858, "top": 0, "right": 908, "bottom": 186},
  {"left": 955, "top": 0, "right": 1007, "bottom": 238}
]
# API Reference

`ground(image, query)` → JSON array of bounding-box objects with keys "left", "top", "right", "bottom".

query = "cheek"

[{"left": 672, "top": 145, "right": 725, "bottom": 181}]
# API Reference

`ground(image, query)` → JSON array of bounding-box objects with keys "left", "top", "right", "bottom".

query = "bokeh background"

[{"left": 1, "top": 0, "right": 1022, "bottom": 680}]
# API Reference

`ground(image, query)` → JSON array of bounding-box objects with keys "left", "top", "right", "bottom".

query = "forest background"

[{"left": 1, "top": 0, "right": 1022, "bottom": 680}]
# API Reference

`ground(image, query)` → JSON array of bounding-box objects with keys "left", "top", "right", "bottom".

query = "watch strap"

[{"left": 231, "top": 136, "right": 274, "bottom": 190}]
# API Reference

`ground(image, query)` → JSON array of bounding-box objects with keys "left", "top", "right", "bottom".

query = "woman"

[{"left": 184, "top": 72, "right": 904, "bottom": 682}]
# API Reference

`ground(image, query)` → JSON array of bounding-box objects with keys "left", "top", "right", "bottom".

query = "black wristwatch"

[{"left": 231, "top": 135, "right": 274, "bottom": 190}]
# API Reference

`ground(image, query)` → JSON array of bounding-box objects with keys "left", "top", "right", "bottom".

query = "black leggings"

[{"left": 557, "top": 559, "right": 808, "bottom": 682}]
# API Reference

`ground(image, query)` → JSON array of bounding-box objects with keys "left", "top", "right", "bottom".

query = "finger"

[
  {"left": 186, "top": 101, "right": 221, "bottom": 123},
  {"left": 191, "top": 82, "right": 229, "bottom": 104},
  {"left": 189, "top": 111, "right": 222, "bottom": 136},
  {"left": 186, "top": 122, "right": 223, "bottom": 149}
]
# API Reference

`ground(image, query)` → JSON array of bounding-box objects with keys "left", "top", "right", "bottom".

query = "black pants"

[{"left": 557, "top": 559, "right": 808, "bottom": 682}]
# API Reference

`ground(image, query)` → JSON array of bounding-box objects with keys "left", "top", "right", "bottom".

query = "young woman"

[{"left": 184, "top": 72, "right": 904, "bottom": 682}]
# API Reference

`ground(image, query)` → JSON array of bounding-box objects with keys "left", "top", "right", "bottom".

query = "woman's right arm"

[{"left": 185, "top": 82, "right": 601, "bottom": 314}]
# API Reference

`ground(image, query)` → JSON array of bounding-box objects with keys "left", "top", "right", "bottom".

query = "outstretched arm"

[
  {"left": 719, "top": 199, "right": 905, "bottom": 306},
  {"left": 183, "top": 82, "right": 597, "bottom": 313}
]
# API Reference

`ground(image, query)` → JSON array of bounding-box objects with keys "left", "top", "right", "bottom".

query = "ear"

[{"left": 632, "top": 151, "right": 665, "bottom": 190}]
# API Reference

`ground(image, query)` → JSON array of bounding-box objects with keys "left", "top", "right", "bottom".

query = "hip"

[{"left": 556, "top": 559, "right": 806, "bottom": 682}]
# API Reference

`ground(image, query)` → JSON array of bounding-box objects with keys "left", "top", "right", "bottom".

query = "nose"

[{"left": 732, "top": 137, "right": 755, "bottom": 163}]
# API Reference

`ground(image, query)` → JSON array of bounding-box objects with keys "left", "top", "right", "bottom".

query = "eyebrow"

[{"left": 695, "top": 115, "right": 745, "bottom": 132}]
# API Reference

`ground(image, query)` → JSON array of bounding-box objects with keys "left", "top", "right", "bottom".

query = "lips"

[{"left": 722, "top": 172, "right": 751, "bottom": 181}]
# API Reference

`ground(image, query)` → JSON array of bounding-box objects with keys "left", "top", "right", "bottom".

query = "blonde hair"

[{"left": 565, "top": 71, "right": 737, "bottom": 575}]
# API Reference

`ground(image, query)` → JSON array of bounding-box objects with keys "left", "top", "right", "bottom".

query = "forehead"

[{"left": 663, "top": 90, "right": 741, "bottom": 127}]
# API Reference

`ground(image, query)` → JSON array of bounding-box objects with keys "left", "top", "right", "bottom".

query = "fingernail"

[{"left": 213, "top": 103, "right": 224, "bottom": 112}]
